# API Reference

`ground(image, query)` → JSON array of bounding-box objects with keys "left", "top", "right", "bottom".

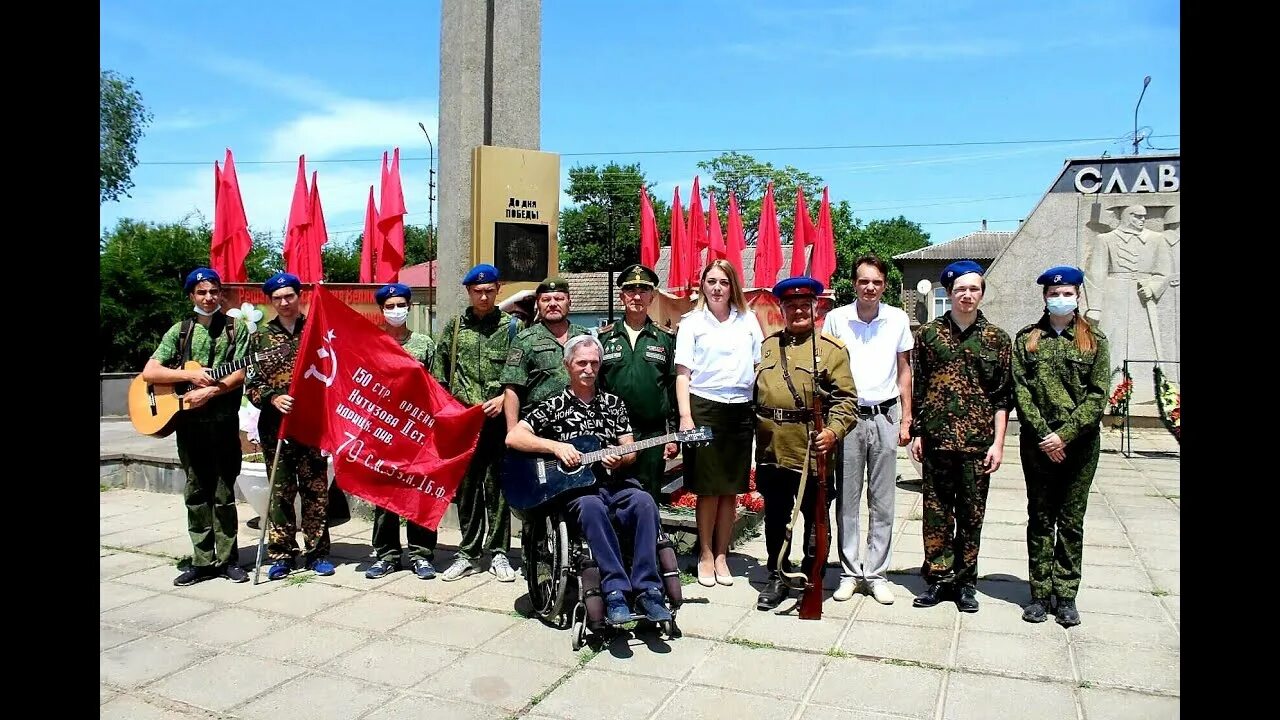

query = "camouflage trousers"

[
  {"left": 264, "top": 438, "right": 331, "bottom": 563},
  {"left": 371, "top": 506, "right": 437, "bottom": 563},
  {"left": 1021, "top": 430, "right": 1100, "bottom": 600},
  {"left": 175, "top": 417, "right": 241, "bottom": 568},
  {"left": 920, "top": 449, "right": 991, "bottom": 587},
  {"left": 455, "top": 418, "right": 511, "bottom": 560}
]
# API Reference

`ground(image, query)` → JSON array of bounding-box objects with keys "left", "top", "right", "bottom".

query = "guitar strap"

[{"left": 173, "top": 318, "right": 196, "bottom": 369}]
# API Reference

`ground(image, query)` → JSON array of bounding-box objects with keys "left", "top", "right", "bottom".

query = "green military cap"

[
  {"left": 536, "top": 276, "right": 571, "bottom": 295},
  {"left": 617, "top": 263, "right": 659, "bottom": 288}
]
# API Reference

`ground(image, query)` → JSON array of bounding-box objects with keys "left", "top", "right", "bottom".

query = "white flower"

[{"left": 227, "top": 302, "right": 264, "bottom": 334}]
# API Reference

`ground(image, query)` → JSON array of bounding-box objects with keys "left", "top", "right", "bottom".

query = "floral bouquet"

[
  {"left": 1153, "top": 366, "right": 1180, "bottom": 443},
  {"left": 1109, "top": 369, "right": 1134, "bottom": 419}
]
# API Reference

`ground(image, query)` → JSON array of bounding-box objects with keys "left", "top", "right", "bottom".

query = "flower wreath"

[
  {"left": 1152, "top": 366, "right": 1180, "bottom": 443},
  {"left": 1108, "top": 368, "right": 1134, "bottom": 418}
]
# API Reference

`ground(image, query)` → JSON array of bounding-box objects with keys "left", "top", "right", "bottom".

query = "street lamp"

[{"left": 417, "top": 122, "right": 436, "bottom": 232}]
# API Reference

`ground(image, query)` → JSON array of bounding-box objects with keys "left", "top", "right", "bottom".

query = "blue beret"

[
  {"left": 375, "top": 283, "right": 412, "bottom": 305},
  {"left": 940, "top": 260, "right": 985, "bottom": 286},
  {"left": 462, "top": 264, "right": 500, "bottom": 286},
  {"left": 772, "top": 275, "right": 825, "bottom": 299},
  {"left": 184, "top": 267, "right": 221, "bottom": 293},
  {"left": 262, "top": 272, "right": 301, "bottom": 296},
  {"left": 1036, "top": 266, "right": 1084, "bottom": 286}
]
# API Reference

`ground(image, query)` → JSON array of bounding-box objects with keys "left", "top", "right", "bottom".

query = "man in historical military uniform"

[
  {"left": 366, "top": 283, "right": 441, "bottom": 580},
  {"left": 596, "top": 264, "right": 679, "bottom": 499},
  {"left": 752, "top": 276, "right": 859, "bottom": 611},
  {"left": 909, "top": 260, "right": 1014, "bottom": 613},
  {"left": 501, "top": 276, "right": 592, "bottom": 423},
  {"left": 432, "top": 264, "right": 525, "bottom": 582},
  {"left": 245, "top": 272, "right": 334, "bottom": 581},
  {"left": 142, "top": 267, "right": 252, "bottom": 586}
]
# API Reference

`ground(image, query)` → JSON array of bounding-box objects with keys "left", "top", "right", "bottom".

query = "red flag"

[
  {"left": 726, "top": 191, "right": 746, "bottom": 281},
  {"left": 639, "top": 186, "right": 659, "bottom": 269},
  {"left": 283, "top": 156, "right": 312, "bottom": 280},
  {"left": 811, "top": 187, "right": 837, "bottom": 286},
  {"left": 304, "top": 171, "right": 329, "bottom": 282},
  {"left": 359, "top": 186, "right": 379, "bottom": 283},
  {"left": 668, "top": 186, "right": 689, "bottom": 291},
  {"left": 283, "top": 286, "right": 487, "bottom": 530},
  {"left": 753, "top": 182, "right": 783, "bottom": 288},
  {"left": 376, "top": 149, "right": 407, "bottom": 282},
  {"left": 688, "top": 176, "right": 707, "bottom": 273},
  {"left": 707, "top": 191, "right": 726, "bottom": 261},
  {"left": 790, "top": 186, "right": 817, "bottom": 277},
  {"left": 210, "top": 149, "right": 251, "bottom": 282}
]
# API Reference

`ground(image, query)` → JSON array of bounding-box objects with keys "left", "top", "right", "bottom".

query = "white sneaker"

[
  {"left": 440, "top": 556, "right": 481, "bottom": 582},
  {"left": 489, "top": 553, "right": 518, "bottom": 583},
  {"left": 869, "top": 581, "right": 895, "bottom": 605},
  {"left": 834, "top": 577, "right": 859, "bottom": 602}
]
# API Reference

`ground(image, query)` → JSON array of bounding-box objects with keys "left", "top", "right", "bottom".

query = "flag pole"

[{"left": 252, "top": 436, "right": 286, "bottom": 584}]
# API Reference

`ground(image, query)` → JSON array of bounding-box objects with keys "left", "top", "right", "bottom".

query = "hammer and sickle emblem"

[{"left": 303, "top": 329, "right": 339, "bottom": 387}]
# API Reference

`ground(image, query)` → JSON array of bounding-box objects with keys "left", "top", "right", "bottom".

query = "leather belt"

[
  {"left": 755, "top": 406, "right": 814, "bottom": 423},
  {"left": 855, "top": 397, "right": 898, "bottom": 417}
]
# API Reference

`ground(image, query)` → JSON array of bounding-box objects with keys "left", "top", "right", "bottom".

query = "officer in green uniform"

[
  {"left": 366, "top": 283, "right": 441, "bottom": 580},
  {"left": 501, "top": 276, "right": 591, "bottom": 422},
  {"left": 596, "top": 264, "right": 679, "bottom": 499},
  {"left": 433, "top": 264, "right": 525, "bottom": 582},
  {"left": 752, "top": 276, "right": 859, "bottom": 610},
  {"left": 1012, "top": 266, "right": 1110, "bottom": 628},
  {"left": 142, "top": 267, "right": 252, "bottom": 586},
  {"left": 246, "top": 273, "right": 334, "bottom": 582},
  {"left": 909, "top": 260, "right": 1014, "bottom": 613}
]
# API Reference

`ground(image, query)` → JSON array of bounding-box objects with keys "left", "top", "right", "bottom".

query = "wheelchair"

[{"left": 520, "top": 504, "right": 683, "bottom": 651}]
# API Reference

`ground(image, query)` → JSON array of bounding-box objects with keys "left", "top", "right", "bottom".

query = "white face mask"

[
  {"left": 1046, "top": 297, "right": 1078, "bottom": 317},
  {"left": 193, "top": 304, "right": 219, "bottom": 317},
  {"left": 383, "top": 307, "right": 409, "bottom": 327}
]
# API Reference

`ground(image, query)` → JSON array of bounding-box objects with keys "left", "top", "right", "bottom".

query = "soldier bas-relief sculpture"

[{"left": 1084, "top": 204, "right": 1177, "bottom": 368}]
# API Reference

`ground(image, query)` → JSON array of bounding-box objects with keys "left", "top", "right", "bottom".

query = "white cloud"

[{"left": 265, "top": 100, "right": 438, "bottom": 160}]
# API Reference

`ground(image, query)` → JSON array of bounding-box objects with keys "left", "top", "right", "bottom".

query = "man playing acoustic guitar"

[
  {"left": 505, "top": 334, "right": 672, "bottom": 626},
  {"left": 141, "top": 267, "right": 252, "bottom": 587}
]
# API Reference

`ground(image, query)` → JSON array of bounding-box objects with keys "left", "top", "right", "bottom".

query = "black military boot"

[
  {"left": 912, "top": 581, "right": 952, "bottom": 608},
  {"left": 1055, "top": 598, "right": 1081, "bottom": 627},
  {"left": 757, "top": 572, "right": 790, "bottom": 610},
  {"left": 956, "top": 584, "right": 979, "bottom": 613},
  {"left": 1022, "top": 596, "right": 1050, "bottom": 623}
]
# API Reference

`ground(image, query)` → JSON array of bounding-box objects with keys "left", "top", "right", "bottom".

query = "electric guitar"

[
  {"left": 502, "top": 427, "right": 714, "bottom": 512},
  {"left": 128, "top": 345, "right": 288, "bottom": 437}
]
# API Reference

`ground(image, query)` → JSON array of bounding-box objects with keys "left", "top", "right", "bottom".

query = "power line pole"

[{"left": 418, "top": 123, "right": 436, "bottom": 232}]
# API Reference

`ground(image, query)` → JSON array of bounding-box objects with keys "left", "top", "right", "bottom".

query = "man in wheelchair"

[{"left": 505, "top": 333, "right": 672, "bottom": 627}]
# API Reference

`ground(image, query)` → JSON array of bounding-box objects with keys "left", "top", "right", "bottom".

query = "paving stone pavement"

[{"left": 101, "top": 428, "right": 1180, "bottom": 719}]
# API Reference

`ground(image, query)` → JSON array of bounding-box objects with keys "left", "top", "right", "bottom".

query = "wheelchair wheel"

[
  {"left": 571, "top": 604, "right": 587, "bottom": 651},
  {"left": 522, "top": 512, "right": 571, "bottom": 627}
]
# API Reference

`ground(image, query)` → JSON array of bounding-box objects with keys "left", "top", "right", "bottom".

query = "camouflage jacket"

[
  {"left": 1012, "top": 314, "right": 1111, "bottom": 444},
  {"left": 395, "top": 329, "right": 436, "bottom": 366},
  {"left": 500, "top": 321, "right": 591, "bottom": 414},
  {"left": 431, "top": 307, "right": 522, "bottom": 407},
  {"left": 149, "top": 313, "right": 250, "bottom": 422},
  {"left": 753, "top": 331, "right": 858, "bottom": 474},
  {"left": 911, "top": 310, "right": 1013, "bottom": 453},
  {"left": 245, "top": 315, "right": 306, "bottom": 425}
]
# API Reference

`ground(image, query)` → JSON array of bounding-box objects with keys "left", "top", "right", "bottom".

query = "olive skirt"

[{"left": 684, "top": 394, "right": 754, "bottom": 497}]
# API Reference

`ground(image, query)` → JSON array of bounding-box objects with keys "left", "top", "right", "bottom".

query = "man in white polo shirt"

[{"left": 823, "top": 254, "right": 914, "bottom": 604}]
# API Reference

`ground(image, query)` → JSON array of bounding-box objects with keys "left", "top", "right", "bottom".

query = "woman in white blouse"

[{"left": 675, "top": 259, "right": 764, "bottom": 586}]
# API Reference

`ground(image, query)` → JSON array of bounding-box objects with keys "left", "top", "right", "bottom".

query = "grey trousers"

[{"left": 836, "top": 402, "right": 900, "bottom": 583}]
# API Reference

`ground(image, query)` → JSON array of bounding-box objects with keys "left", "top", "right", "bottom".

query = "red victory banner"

[{"left": 282, "top": 285, "right": 486, "bottom": 530}]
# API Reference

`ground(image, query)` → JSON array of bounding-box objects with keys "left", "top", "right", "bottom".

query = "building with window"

[{"left": 893, "top": 227, "right": 1014, "bottom": 327}]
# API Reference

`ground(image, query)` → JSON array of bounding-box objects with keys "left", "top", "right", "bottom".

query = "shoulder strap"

[
  {"left": 174, "top": 318, "right": 196, "bottom": 369},
  {"left": 449, "top": 314, "right": 462, "bottom": 395},
  {"left": 508, "top": 315, "right": 520, "bottom": 343}
]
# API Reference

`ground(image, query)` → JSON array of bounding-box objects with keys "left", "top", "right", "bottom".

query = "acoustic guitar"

[
  {"left": 501, "top": 426, "right": 713, "bottom": 512},
  {"left": 128, "top": 345, "right": 286, "bottom": 437}
]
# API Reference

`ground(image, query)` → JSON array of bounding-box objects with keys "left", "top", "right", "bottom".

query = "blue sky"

[{"left": 100, "top": 0, "right": 1180, "bottom": 248}]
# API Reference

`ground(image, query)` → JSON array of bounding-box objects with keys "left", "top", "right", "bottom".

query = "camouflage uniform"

[
  {"left": 753, "top": 330, "right": 858, "bottom": 572},
  {"left": 150, "top": 314, "right": 250, "bottom": 570},
  {"left": 1012, "top": 315, "right": 1110, "bottom": 601},
  {"left": 433, "top": 308, "right": 525, "bottom": 560},
  {"left": 371, "top": 330, "right": 439, "bottom": 564},
  {"left": 597, "top": 318, "right": 678, "bottom": 498},
  {"left": 911, "top": 310, "right": 1013, "bottom": 587},
  {"left": 501, "top": 320, "right": 592, "bottom": 415},
  {"left": 245, "top": 315, "right": 330, "bottom": 564}
]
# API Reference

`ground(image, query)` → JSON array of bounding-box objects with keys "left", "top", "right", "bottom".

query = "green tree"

[
  {"left": 322, "top": 239, "right": 361, "bottom": 283},
  {"left": 829, "top": 208, "right": 930, "bottom": 308},
  {"left": 557, "top": 163, "right": 669, "bottom": 273},
  {"left": 100, "top": 70, "right": 154, "bottom": 204},
  {"left": 403, "top": 225, "right": 437, "bottom": 266},
  {"left": 696, "top": 151, "right": 824, "bottom": 246}
]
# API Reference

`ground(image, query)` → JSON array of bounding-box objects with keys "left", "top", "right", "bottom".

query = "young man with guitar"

[
  {"left": 752, "top": 276, "right": 859, "bottom": 613},
  {"left": 141, "top": 267, "right": 253, "bottom": 586},
  {"left": 505, "top": 334, "right": 673, "bottom": 626}
]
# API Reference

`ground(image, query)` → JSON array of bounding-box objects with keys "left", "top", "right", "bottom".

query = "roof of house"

[
  {"left": 562, "top": 271, "right": 613, "bottom": 312},
  {"left": 398, "top": 261, "right": 437, "bottom": 287},
  {"left": 892, "top": 231, "right": 1014, "bottom": 262}
]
